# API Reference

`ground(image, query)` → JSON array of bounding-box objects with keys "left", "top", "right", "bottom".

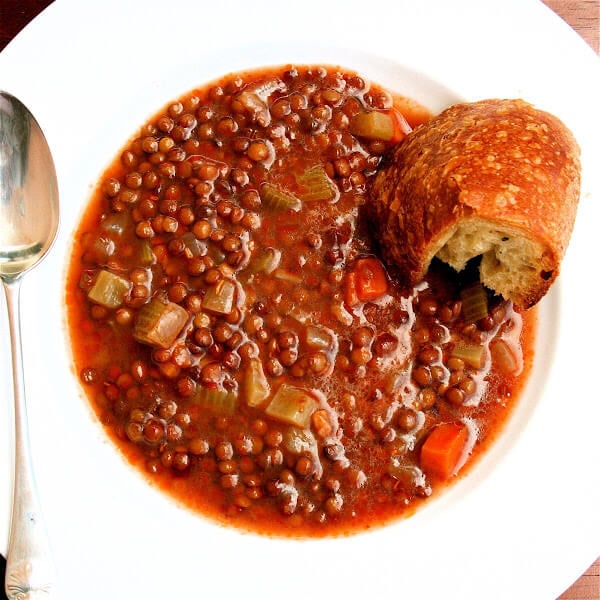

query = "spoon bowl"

[
  {"left": 0, "top": 91, "right": 59, "bottom": 599},
  {"left": 0, "top": 91, "right": 59, "bottom": 278}
]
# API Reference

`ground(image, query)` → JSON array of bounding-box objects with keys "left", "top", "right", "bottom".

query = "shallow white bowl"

[{"left": 0, "top": 1, "right": 599, "bottom": 599}]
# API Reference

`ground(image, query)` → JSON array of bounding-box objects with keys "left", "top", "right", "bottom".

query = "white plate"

[{"left": 1, "top": 1, "right": 599, "bottom": 599}]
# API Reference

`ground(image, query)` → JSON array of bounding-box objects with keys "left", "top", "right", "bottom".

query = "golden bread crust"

[{"left": 369, "top": 98, "right": 581, "bottom": 308}]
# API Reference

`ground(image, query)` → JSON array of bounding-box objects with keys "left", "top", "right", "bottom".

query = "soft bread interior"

[{"left": 435, "top": 219, "right": 550, "bottom": 304}]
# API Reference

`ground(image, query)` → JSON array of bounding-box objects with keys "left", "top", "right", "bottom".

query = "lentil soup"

[{"left": 66, "top": 65, "right": 535, "bottom": 537}]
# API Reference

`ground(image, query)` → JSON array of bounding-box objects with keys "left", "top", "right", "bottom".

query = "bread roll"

[{"left": 369, "top": 99, "right": 581, "bottom": 308}]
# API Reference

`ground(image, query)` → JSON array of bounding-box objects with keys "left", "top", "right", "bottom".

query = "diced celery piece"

[
  {"left": 451, "top": 344, "right": 486, "bottom": 369},
  {"left": 87, "top": 269, "right": 131, "bottom": 309},
  {"left": 247, "top": 247, "right": 281, "bottom": 274},
  {"left": 273, "top": 268, "right": 302, "bottom": 285},
  {"left": 193, "top": 386, "right": 238, "bottom": 415},
  {"left": 202, "top": 279, "right": 236, "bottom": 315},
  {"left": 296, "top": 165, "right": 337, "bottom": 202},
  {"left": 138, "top": 241, "right": 155, "bottom": 265},
  {"left": 349, "top": 111, "right": 395, "bottom": 141},
  {"left": 133, "top": 298, "right": 189, "bottom": 348},
  {"left": 261, "top": 183, "right": 301, "bottom": 212},
  {"left": 265, "top": 384, "right": 318, "bottom": 428},
  {"left": 460, "top": 282, "right": 489, "bottom": 323},
  {"left": 245, "top": 359, "right": 271, "bottom": 407}
]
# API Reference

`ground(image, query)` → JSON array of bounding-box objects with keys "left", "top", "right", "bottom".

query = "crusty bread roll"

[{"left": 369, "top": 98, "right": 581, "bottom": 308}]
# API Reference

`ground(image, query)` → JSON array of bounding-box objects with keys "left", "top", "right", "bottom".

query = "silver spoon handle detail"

[{"left": 3, "top": 279, "right": 54, "bottom": 600}]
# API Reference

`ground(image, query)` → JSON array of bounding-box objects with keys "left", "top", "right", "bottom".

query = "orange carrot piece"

[
  {"left": 354, "top": 258, "right": 388, "bottom": 302},
  {"left": 420, "top": 422, "right": 468, "bottom": 479}
]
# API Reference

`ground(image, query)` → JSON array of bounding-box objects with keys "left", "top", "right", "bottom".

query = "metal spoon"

[{"left": 1, "top": 91, "right": 58, "bottom": 599}]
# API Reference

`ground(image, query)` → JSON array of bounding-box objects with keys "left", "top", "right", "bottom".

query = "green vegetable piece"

[
  {"left": 193, "top": 386, "right": 238, "bottom": 415},
  {"left": 247, "top": 247, "right": 281, "bottom": 274},
  {"left": 202, "top": 279, "right": 236, "bottom": 315},
  {"left": 138, "top": 241, "right": 155, "bottom": 265},
  {"left": 349, "top": 110, "right": 395, "bottom": 141},
  {"left": 273, "top": 268, "right": 302, "bottom": 285},
  {"left": 87, "top": 269, "right": 131, "bottom": 309},
  {"left": 133, "top": 298, "right": 189, "bottom": 348},
  {"left": 245, "top": 359, "right": 271, "bottom": 407},
  {"left": 451, "top": 344, "right": 486, "bottom": 369},
  {"left": 261, "top": 183, "right": 301, "bottom": 212},
  {"left": 460, "top": 282, "right": 489, "bottom": 323},
  {"left": 265, "top": 383, "right": 318, "bottom": 428},
  {"left": 297, "top": 165, "right": 337, "bottom": 202}
]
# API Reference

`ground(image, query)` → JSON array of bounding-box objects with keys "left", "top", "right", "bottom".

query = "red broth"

[{"left": 66, "top": 65, "right": 535, "bottom": 537}]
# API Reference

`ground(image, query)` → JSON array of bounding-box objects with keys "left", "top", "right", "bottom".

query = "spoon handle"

[{"left": 2, "top": 278, "right": 55, "bottom": 600}]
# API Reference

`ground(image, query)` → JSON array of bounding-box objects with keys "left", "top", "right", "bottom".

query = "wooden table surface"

[{"left": 0, "top": 1, "right": 598, "bottom": 599}]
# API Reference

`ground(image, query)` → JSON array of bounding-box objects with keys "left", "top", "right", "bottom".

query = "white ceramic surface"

[{"left": 0, "top": 1, "right": 599, "bottom": 599}]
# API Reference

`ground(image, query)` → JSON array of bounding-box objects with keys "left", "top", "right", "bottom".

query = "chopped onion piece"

[
  {"left": 100, "top": 212, "right": 131, "bottom": 236},
  {"left": 180, "top": 232, "right": 205, "bottom": 257},
  {"left": 245, "top": 359, "right": 271, "bottom": 407},
  {"left": 266, "top": 384, "right": 319, "bottom": 428},
  {"left": 490, "top": 339, "right": 521, "bottom": 375},
  {"left": 235, "top": 78, "right": 285, "bottom": 127},
  {"left": 283, "top": 427, "right": 318, "bottom": 455},
  {"left": 202, "top": 279, "right": 236, "bottom": 315}
]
